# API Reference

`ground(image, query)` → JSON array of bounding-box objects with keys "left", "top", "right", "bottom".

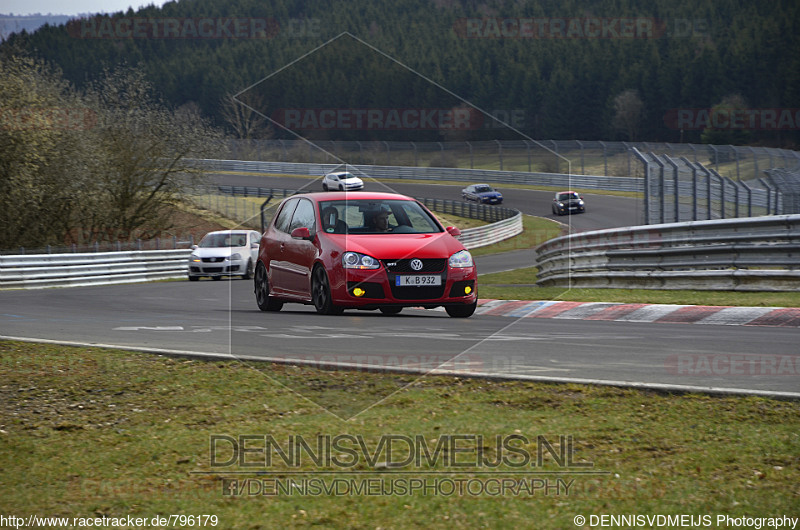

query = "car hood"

[
  {"left": 328, "top": 232, "right": 465, "bottom": 260},
  {"left": 192, "top": 247, "right": 242, "bottom": 258},
  {"left": 477, "top": 191, "right": 502, "bottom": 197}
]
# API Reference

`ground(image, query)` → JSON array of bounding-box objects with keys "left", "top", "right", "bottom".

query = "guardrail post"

[
  {"left": 631, "top": 148, "right": 651, "bottom": 223},
  {"left": 711, "top": 170, "right": 726, "bottom": 219},
  {"left": 665, "top": 156, "right": 681, "bottom": 223},
  {"left": 599, "top": 141, "right": 608, "bottom": 176},
  {"left": 740, "top": 180, "right": 754, "bottom": 218},
  {"left": 652, "top": 155, "right": 667, "bottom": 223},
  {"left": 758, "top": 178, "right": 772, "bottom": 215},
  {"left": 680, "top": 157, "right": 698, "bottom": 221}
]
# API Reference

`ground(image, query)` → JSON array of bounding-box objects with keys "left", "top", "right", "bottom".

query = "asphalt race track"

[
  {"left": 209, "top": 172, "right": 644, "bottom": 232},
  {"left": 2, "top": 174, "right": 797, "bottom": 401},
  {"left": 2, "top": 280, "right": 798, "bottom": 400}
]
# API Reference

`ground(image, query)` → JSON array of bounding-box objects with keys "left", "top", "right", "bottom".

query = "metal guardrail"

[
  {"left": 191, "top": 159, "right": 643, "bottom": 193},
  {"left": 212, "top": 186, "right": 524, "bottom": 250},
  {"left": 0, "top": 250, "right": 192, "bottom": 289},
  {"left": 222, "top": 139, "right": 800, "bottom": 181},
  {"left": 1, "top": 190, "right": 523, "bottom": 289},
  {"left": 535, "top": 214, "right": 800, "bottom": 291}
]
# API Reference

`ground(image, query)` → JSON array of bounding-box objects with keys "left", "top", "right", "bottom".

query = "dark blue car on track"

[{"left": 462, "top": 184, "right": 503, "bottom": 204}]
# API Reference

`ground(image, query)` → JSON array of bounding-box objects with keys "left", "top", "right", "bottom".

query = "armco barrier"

[
  {"left": 210, "top": 186, "right": 524, "bottom": 250},
  {"left": 190, "top": 159, "right": 643, "bottom": 193},
  {"left": 535, "top": 215, "right": 800, "bottom": 291},
  {"left": 0, "top": 250, "right": 192, "bottom": 289}
]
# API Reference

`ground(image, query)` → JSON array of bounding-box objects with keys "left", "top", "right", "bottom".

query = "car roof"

[
  {"left": 557, "top": 190, "right": 578, "bottom": 194},
  {"left": 288, "top": 191, "right": 416, "bottom": 202},
  {"left": 204, "top": 229, "right": 257, "bottom": 235}
]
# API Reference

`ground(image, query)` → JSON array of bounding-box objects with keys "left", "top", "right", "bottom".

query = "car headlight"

[
  {"left": 449, "top": 250, "right": 474, "bottom": 268},
  {"left": 578, "top": 200, "right": 584, "bottom": 205},
  {"left": 557, "top": 202, "right": 564, "bottom": 207},
  {"left": 190, "top": 255, "right": 200, "bottom": 263},
  {"left": 342, "top": 252, "right": 380, "bottom": 270},
  {"left": 227, "top": 253, "right": 242, "bottom": 261}
]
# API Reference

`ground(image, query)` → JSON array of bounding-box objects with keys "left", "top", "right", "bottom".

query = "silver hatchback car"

[{"left": 188, "top": 230, "right": 261, "bottom": 281}]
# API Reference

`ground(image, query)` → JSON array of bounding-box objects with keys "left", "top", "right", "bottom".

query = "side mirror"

[
  {"left": 291, "top": 227, "right": 312, "bottom": 240},
  {"left": 446, "top": 226, "right": 461, "bottom": 237},
  {"left": 191, "top": 244, "right": 198, "bottom": 249}
]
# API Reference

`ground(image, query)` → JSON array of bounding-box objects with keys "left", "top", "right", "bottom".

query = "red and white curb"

[{"left": 475, "top": 299, "right": 800, "bottom": 327}]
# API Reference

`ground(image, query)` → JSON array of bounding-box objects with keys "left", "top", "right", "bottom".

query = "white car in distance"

[
  {"left": 188, "top": 230, "right": 261, "bottom": 281},
  {"left": 322, "top": 171, "right": 364, "bottom": 191}
]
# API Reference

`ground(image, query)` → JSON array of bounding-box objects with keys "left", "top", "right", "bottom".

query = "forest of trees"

[{"left": 2, "top": 0, "right": 799, "bottom": 145}]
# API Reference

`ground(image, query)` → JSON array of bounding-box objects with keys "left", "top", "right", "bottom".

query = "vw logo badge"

[{"left": 410, "top": 259, "right": 423, "bottom": 271}]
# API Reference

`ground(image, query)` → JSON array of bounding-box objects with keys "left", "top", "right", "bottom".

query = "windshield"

[
  {"left": 558, "top": 192, "right": 579, "bottom": 201},
  {"left": 339, "top": 173, "right": 359, "bottom": 180},
  {"left": 319, "top": 199, "right": 443, "bottom": 234},
  {"left": 198, "top": 233, "right": 247, "bottom": 248},
  {"left": 475, "top": 185, "right": 493, "bottom": 193}
]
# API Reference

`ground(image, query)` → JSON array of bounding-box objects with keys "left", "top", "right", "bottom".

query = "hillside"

[{"left": 2, "top": 0, "right": 799, "bottom": 145}]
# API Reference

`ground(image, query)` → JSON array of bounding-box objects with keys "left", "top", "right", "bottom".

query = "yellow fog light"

[
  {"left": 353, "top": 287, "right": 365, "bottom": 297},
  {"left": 464, "top": 286, "right": 472, "bottom": 295}
]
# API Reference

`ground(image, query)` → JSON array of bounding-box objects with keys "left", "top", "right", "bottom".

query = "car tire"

[
  {"left": 242, "top": 259, "right": 254, "bottom": 280},
  {"left": 188, "top": 275, "right": 199, "bottom": 282},
  {"left": 212, "top": 276, "right": 222, "bottom": 280},
  {"left": 445, "top": 300, "right": 477, "bottom": 318},
  {"left": 312, "top": 266, "right": 343, "bottom": 315},
  {"left": 338, "top": 185, "right": 344, "bottom": 191},
  {"left": 255, "top": 262, "right": 283, "bottom": 312},
  {"left": 379, "top": 307, "right": 403, "bottom": 315},
  {"left": 323, "top": 183, "right": 328, "bottom": 191}
]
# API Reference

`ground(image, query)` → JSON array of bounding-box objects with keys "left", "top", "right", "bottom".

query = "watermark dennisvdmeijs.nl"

[
  {"left": 209, "top": 433, "right": 594, "bottom": 469},
  {"left": 207, "top": 433, "right": 601, "bottom": 497}
]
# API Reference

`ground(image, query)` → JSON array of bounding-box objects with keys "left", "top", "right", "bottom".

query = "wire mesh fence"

[{"left": 223, "top": 139, "right": 800, "bottom": 181}]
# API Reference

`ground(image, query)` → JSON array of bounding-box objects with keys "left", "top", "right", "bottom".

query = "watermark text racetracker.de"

[
  {"left": 665, "top": 354, "right": 800, "bottom": 377},
  {"left": 454, "top": 17, "right": 709, "bottom": 39},
  {"left": 0, "top": 514, "right": 219, "bottom": 528},
  {"left": 67, "top": 16, "right": 321, "bottom": 39}
]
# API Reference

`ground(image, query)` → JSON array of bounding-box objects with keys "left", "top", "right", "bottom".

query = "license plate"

[{"left": 396, "top": 275, "right": 441, "bottom": 286}]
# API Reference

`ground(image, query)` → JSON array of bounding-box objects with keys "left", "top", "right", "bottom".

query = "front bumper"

[
  {"left": 331, "top": 266, "right": 477, "bottom": 308},
  {"left": 188, "top": 258, "right": 246, "bottom": 277}
]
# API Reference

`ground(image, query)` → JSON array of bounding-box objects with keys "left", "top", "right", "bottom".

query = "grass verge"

[
  {"left": 479, "top": 267, "right": 800, "bottom": 307},
  {"left": 1, "top": 340, "right": 798, "bottom": 527}
]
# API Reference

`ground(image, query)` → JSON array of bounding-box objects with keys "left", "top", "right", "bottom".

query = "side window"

[
  {"left": 289, "top": 199, "right": 317, "bottom": 234},
  {"left": 274, "top": 199, "right": 298, "bottom": 233},
  {"left": 250, "top": 232, "right": 259, "bottom": 245}
]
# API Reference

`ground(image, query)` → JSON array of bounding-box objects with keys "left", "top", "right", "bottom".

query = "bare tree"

[
  {"left": 220, "top": 93, "right": 273, "bottom": 140},
  {"left": 612, "top": 89, "right": 644, "bottom": 141},
  {"left": 82, "top": 67, "right": 224, "bottom": 241},
  {"left": 0, "top": 56, "right": 224, "bottom": 248}
]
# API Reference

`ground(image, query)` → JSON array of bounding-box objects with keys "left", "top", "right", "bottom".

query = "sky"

[{"left": 2, "top": 0, "right": 172, "bottom": 16}]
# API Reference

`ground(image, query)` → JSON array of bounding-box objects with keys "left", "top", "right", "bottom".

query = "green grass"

[
  {"left": 469, "top": 215, "right": 564, "bottom": 257},
  {"left": 479, "top": 267, "right": 800, "bottom": 307},
  {"left": 1, "top": 340, "right": 798, "bottom": 527}
]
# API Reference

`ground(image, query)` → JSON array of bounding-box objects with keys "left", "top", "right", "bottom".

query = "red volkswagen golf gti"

[{"left": 254, "top": 192, "right": 478, "bottom": 317}]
